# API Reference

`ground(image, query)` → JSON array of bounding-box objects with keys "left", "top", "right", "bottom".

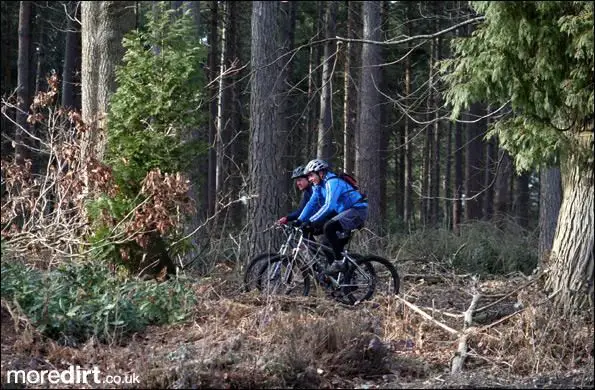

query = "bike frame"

[{"left": 264, "top": 225, "right": 371, "bottom": 292}]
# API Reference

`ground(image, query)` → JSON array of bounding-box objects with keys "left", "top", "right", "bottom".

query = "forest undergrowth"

[{"left": 1, "top": 223, "right": 593, "bottom": 389}]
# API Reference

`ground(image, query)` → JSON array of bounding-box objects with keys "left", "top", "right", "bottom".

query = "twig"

[{"left": 475, "top": 271, "right": 545, "bottom": 313}]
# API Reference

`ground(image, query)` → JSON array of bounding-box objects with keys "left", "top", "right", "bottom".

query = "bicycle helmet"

[
  {"left": 304, "top": 159, "right": 329, "bottom": 174},
  {"left": 291, "top": 165, "right": 307, "bottom": 179}
]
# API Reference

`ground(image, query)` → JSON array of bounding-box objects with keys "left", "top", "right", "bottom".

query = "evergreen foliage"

[
  {"left": 87, "top": 2, "right": 207, "bottom": 269},
  {"left": 106, "top": 2, "right": 207, "bottom": 196},
  {"left": 441, "top": 1, "right": 594, "bottom": 172},
  {"left": 1, "top": 259, "right": 196, "bottom": 344}
]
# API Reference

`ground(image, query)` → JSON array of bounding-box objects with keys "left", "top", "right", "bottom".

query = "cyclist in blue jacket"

[
  {"left": 296, "top": 159, "right": 368, "bottom": 275},
  {"left": 277, "top": 165, "right": 313, "bottom": 225}
]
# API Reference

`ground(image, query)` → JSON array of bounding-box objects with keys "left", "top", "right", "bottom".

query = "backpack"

[{"left": 328, "top": 172, "right": 367, "bottom": 202}]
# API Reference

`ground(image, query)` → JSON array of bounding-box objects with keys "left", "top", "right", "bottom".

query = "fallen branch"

[
  {"left": 451, "top": 278, "right": 481, "bottom": 375},
  {"left": 396, "top": 296, "right": 460, "bottom": 336}
]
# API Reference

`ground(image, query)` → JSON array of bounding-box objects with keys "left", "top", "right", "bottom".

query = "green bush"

[
  {"left": 389, "top": 220, "right": 538, "bottom": 276},
  {"left": 86, "top": 2, "right": 207, "bottom": 272},
  {"left": 1, "top": 259, "right": 196, "bottom": 345}
]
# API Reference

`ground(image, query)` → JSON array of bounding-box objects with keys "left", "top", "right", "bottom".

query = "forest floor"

[{"left": 1, "top": 259, "right": 593, "bottom": 389}]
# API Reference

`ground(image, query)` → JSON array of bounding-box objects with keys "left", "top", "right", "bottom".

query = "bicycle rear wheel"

[
  {"left": 256, "top": 255, "right": 311, "bottom": 296},
  {"left": 341, "top": 255, "right": 376, "bottom": 304}
]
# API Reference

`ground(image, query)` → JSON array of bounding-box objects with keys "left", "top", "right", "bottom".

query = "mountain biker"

[
  {"left": 296, "top": 159, "right": 368, "bottom": 275},
  {"left": 276, "top": 165, "right": 313, "bottom": 225}
]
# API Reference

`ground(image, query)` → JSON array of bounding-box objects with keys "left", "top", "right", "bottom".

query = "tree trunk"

[
  {"left": 538, "top": 167, "right": 561, "bottom": 263},
  {"left": 316, "top": 1, "right": 337, "bottom": 161},
  {"left": 483, "top": 135, "right": 496, "bottom": 220},
  {"left": 279, "top": 0, "right": 297, "bottom": 214},
  {"left": 545, "top": 129, "right": 594, "bottom": 313},
  {"left": 216, "top": 1, "right": 230, "bottom": 213},
  {"left": 61, "top": 1, "right": 79, "bottom": 110},
  {"left": 431, "top": 30, "right": 442, "bottom": 226},
  {"left": 453, "top": 120, "right": 463, "bottom": 233},
  {"left": 16, "top": 0, "right": 32, "bottom": 166},
  {"left": 342, "top": 0, "right": 357, "bottom": 174},
  {"left": 464, "top": 103, "right": 485, "bottom": 221},
  {"left": 207, "top": 0, "right": 218, "bottom": 218},
  {"left": 248, "top": 1, "right": 284, "bottom": 258},
  {"left": 33, "top": 11, "right": 44, "bottom": 96},
  {"left": 443, "top": 121, "right": 452, "bottom": 229},
  {"left": 403, "top": 35, "right": 413, "bottom": 225},
  {"left": 513, "top": 171, "right": 530, "bottom": 228},
  {"left": 80, "top": 1, "right": 135, "bottom": 163},
  {"left": 494, "top": 146, "right": 512, "bottom": 217},
  {"left": 356, "top": 1, "right": 382, "bottom": 233}
]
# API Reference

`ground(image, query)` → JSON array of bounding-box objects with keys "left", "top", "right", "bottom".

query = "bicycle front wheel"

[
  {"left": 256, "top": 255, "right": 311, "bottom": 297},
  {"left": 243, "top": 252, "right": 279, "bottom": 292}
]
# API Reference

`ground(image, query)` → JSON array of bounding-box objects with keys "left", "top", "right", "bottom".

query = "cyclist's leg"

[
  {"left": 326, "top": 207, "right": 367, "bottom": 260},
  {"left": 323, "top": 219, "right": 348, "bottom": 261}
]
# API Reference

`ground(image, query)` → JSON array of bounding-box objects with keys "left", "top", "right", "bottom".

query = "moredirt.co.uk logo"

[{"left": 6, "top": 365, "right": 140, "bottom": 385}]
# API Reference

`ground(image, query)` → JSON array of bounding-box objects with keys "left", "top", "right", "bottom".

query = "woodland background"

[{"left": 0, "top": 1, "right": 593, "bottom": 388}]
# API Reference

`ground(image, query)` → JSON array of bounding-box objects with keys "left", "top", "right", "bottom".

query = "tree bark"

[
  {"left": 545, "top": 129, "right": 594, "bottom": 313},
  {"left": 16, "top": 0, "right": 32, "bottom": 166},
  {"left": 538, "top": 167, "right": 562, "bottom": 264},
  {"left": 403, "top": 49, "right": 413, "bottom": 225},
  {"left": 464, "top": 103, "right": 485, "bottom": 221},
  {"left": 80, "top": 1, "right": 135, "bottom": 163},
  {"left": 61, "top": 1, "right": 79, "bottom": 110},
  {"left": 494, "top": 146, "right": 512, "bottom": 217},
  {"left": 342, "top": 0, "right": 357, "bottom": 174},
  {"left": 356, "top": 1, "right": 382, "bottom": 233},
  {"left": 248, "top": 1, "right": 284, "bottom": 258},
  {"left": 207, "top": 0, "right": 218, "bottom": 217},
  {"left": 453, "top": 120, "right": 463, "bottom": 233},
  {"left": 316, "top": 1, "right": 337, "bottom": 161},
  {"left": 513, "top": 171, "right": 530, "bottom": 228}
]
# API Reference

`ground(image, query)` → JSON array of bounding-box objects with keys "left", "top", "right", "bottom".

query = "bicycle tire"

[
  {"left": 342, "top": 255, "right": 377, "bottom": 304},
  {"left": 256, "top": 255, "right": 311, "bottom": 296},
  {"left": 358, "top": 254, "right": 400, "bottom": 295},
  {"left": 243, "top": 252, "right": 279, "bottom": 292}
]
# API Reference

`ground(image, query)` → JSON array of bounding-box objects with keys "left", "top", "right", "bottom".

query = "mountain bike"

[{"left": 244, "top": 224, "right": 400, "bottom": 305}]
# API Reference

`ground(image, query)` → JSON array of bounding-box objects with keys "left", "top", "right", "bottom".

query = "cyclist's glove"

[
  {"left": 301, "top": 221, "right": 314, "bottom": 233},
  {"left": 289, "top": 220, "right": 303, "bottom": 228}
]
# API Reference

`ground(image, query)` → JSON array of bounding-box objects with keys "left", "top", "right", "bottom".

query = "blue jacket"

[
  {"left": 287, "top": 186, "right": 313, "bottom": 221},
  {"left": 298, "top": 171, "right": 367, "bottom": 225}
]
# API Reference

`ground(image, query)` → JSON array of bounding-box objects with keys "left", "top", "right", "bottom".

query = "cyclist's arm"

[
  {"left": 310, "top": 178, "right": 340, "bottom": 224},
  {"left": 287, "top": 189, "right": 312, "bottom": 221},
  {"left": 297, "top": 186, "right": 321, "bottom": 223}
]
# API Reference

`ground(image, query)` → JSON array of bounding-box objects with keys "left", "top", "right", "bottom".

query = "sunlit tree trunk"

[
  {"left": 80, "top": 1, "right": 135, "bottom": 163},
  {"left": 545, "top": 129, "right": 594, "bottom": 313}
]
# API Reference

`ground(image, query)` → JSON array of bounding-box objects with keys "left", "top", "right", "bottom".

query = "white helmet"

[{"left": 304, "top": 159, "right": 329, "bottom": 175}]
